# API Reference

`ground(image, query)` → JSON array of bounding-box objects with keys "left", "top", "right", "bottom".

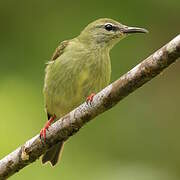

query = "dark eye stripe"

[
  {"left": 104, "top": 23, "right": 118, "bottom": 31},
  {"left": 104, "top": 24, "right": 112, "bottom": 31},
  {"left": 96, "top": 24, "right": 118, "bottom": 31}
]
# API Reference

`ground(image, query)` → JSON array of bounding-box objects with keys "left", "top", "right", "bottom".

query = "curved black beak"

[{"left": 121, "top": 26, "right": 148, "bottom": 34}]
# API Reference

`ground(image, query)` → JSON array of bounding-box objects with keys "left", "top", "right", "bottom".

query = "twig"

[{"left": 0, "top": 35, "right": 180, "bottom": 179}]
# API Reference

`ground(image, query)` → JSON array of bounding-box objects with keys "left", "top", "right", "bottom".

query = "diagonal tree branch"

[{"left": 0, "top": 35, "right": 180, "bottom": 179}]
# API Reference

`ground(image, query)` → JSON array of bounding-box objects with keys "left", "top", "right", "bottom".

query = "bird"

[{"left": 40, "top": 18, "right": 148, "bottom": 166}]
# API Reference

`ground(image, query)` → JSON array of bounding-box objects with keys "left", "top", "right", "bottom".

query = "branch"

[{"left": 0, "top": 35, "right": 180, "bottom": 179}]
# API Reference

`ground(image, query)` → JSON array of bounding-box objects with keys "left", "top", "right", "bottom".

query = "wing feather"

[
  {"left": 45, "top": 40, "right": 69, "bottom": 116},
  {"left": 51, "top": 40, "right": 69, "bottom": 61}
]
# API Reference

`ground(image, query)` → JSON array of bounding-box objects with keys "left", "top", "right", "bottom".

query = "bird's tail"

[{"left": 42, "top": 141, "right": 64, "bottom": 166}]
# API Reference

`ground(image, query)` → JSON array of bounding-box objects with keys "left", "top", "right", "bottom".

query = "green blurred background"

[{"left": 0, "top": 0, "right": 180, "bottom": 179}]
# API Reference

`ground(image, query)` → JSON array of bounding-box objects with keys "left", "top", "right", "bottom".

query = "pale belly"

[{"left": 44, "top": 53, "right": 111, "bottom": 119}]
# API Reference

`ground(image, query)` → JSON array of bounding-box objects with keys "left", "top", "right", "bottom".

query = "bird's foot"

[
  {"left": 40, "top": 115, "right": 56, "bottom": 142},
  {"left": 86, "top": 93, "right": 96, "bottom": 104}
]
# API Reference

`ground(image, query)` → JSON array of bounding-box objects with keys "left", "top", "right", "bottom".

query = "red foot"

[
  {"left": 40, "top": 115, "right": 56, "bottom": 142},
  {"left": 86, "top": 93, "right": 96, "bottom": 104}
]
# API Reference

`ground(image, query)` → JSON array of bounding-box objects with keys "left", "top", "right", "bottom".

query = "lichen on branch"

[{"left": 0, "top": 35, "right": 180, "bottom": 179}]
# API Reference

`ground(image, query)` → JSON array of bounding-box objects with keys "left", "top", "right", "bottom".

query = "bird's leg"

[
  {"left": 40, "top": 114, "right": 56, "bottom": 141},
  {"left": 86, "top": 93, "right": 96, "bottom": 104}
]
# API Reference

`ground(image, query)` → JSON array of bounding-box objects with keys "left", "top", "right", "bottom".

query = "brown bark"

[{"left": 0, "top": 35, "right": 180, "bottom": 179}]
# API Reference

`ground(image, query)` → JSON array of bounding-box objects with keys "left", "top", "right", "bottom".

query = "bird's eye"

[{"left": 104, "top": 24, "right": 113, "bottom": 31}]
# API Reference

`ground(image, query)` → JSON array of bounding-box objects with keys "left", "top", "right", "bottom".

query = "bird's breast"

[{"left": 44, "top": 48, "right": 111, "bottom": 118}]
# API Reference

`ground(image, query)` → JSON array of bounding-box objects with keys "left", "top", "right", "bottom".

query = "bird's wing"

[
  {"left": 50, "top": 40, "right": 69, "bottom": 61},
  {"left": 45, "top": 40, "right": 69, "bottom": 119}
]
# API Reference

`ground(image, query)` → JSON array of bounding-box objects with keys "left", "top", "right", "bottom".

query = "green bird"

[{"left": 40, "top": 18, "right": 148, "bottom": 166}]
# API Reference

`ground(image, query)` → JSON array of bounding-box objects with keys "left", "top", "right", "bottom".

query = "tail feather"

[{"left": 42, "top": 141, "right": 64, "bottom": 166}]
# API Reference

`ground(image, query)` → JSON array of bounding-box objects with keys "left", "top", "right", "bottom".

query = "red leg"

[
  {"left": 40, "top": 114, "right": 56, "bottom": 141},
  {"left": 86, "top": 93, "right": 96, "bottom": 104}
]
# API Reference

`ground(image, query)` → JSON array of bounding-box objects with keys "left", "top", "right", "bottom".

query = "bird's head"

[{"left": 79, "top": 18, "right": 148, "bottom": 49}]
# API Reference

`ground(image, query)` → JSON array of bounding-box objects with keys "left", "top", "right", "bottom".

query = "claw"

[
  {"left": 86, "top": 93, "right": 96, "bottom": 104},
  {"left": 40, "top": 115, "right": 56, "bottom": 142}
]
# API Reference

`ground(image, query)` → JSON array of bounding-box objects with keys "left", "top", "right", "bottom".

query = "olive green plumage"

[{"left": 42, "top": 18, "right": 148, "bottom": 166}]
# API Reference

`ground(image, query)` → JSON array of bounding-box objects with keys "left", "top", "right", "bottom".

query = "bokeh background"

[{"left": 0, "top": 0, "right": 180, "bottom": 179}]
